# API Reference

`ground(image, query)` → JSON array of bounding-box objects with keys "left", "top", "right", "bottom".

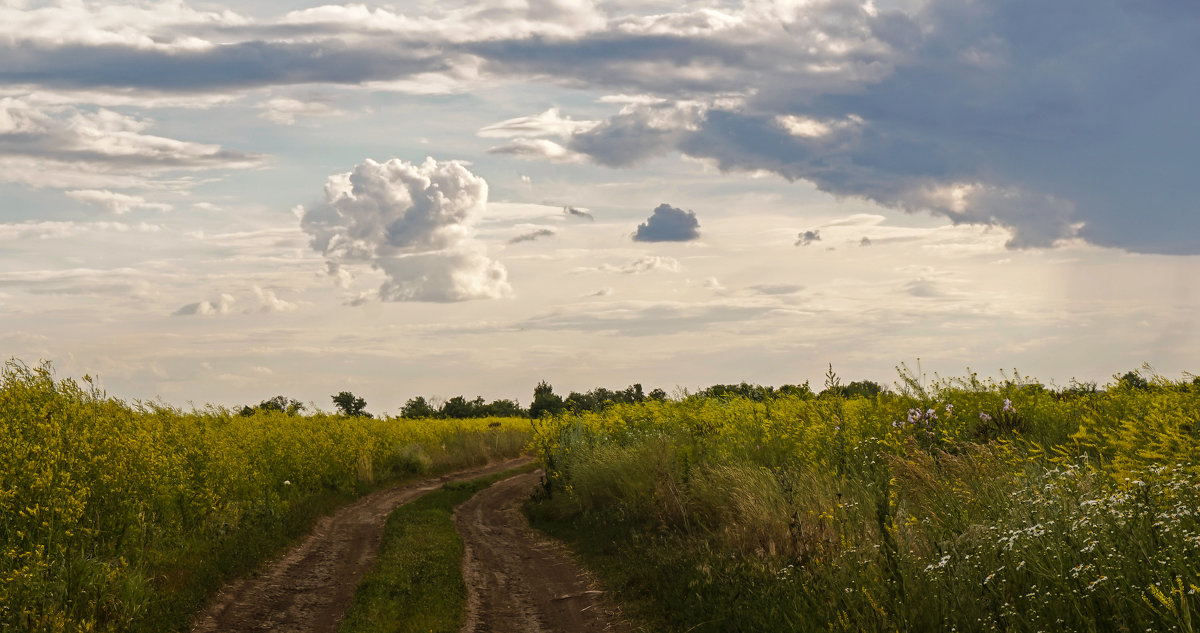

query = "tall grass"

[
  {"left": 528, "top": 372, "right": 1200, "bottom": 632},
  {"left": 0, "top": 360, "right": 529, "bottom": 633}
]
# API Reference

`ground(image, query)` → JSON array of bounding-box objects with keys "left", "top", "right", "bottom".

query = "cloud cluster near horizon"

[{"left": 300, "top": 157, "right": 511, "bottom": 303}]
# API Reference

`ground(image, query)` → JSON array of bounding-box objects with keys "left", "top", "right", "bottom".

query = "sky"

[{"left": 1, "top": 0, "right": 1197, "bottom": 413}]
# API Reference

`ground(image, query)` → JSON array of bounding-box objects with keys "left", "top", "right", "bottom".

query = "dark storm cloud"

[
  {"left": 563, "top": 206, "right": 593, "bottom": 221},
  {"left": 796, "top": 230, "right": 821, "bottom": 246},
  {"left": 633, "top": 203, "right": 700, "bottom": 242}
]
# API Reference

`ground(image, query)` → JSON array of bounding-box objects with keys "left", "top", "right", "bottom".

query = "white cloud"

[
  {"left": 0, "top": 1, "right": 246, "bottom": 49},
  {"left": 477, "top": 107, "right": 599, "bottom": 138},
  {"left": 486, "top": 138, "right": 587, "bottom": 163},
  {"left": 301, "top": 157, "right": 512, "bottom": 302},
  {"left": 257, "top": 98, "right": 342, "bottom": 126},
  {"left": 0, "top": 97, "right": 263, "bottom": 188},
  {"left": 574, "top": 255, "right": 681, "bottom": 275},
  {"left": 252, "top": 286, "right": 297, "bottom": 312},
  {"left": 0, "top": 220, "right": 163, "bottom": 240},
  {"left": 174, "top": 293, "right": 235, "bottom": 316},
  {"left": 65, "top": 189, "right": 172, "bottom": 214}
]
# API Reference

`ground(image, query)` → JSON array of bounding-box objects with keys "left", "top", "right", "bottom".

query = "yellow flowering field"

[
  {"left": 529, "top": 370, "right": 1200, "bottom": 632},
  {"left": 0, "top": 360, "right": 528, "bottom": 633}
]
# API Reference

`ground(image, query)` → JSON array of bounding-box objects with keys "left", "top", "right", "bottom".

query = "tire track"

[
  {"left": 191, "top": 456, "right": 533, "bottom": 633},
  {"left": 455, "top": 470, "right": 633, "bottom": 633}
]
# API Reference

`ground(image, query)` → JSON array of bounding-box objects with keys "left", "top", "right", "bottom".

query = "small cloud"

[
  {"left": 507, "top": 228, "right": 555, "bottom": 244},
  {"left": 702, "top": 277, "right": 723, "bottom": 290},
  {"left": 520, "top": 175, "right": 532, "bottom": 184},
  {"left": 633, "top": 203, "right": 700, "bottom": 242},
  {"left": 573, "top": 255, "right": 681, "bottom": 275},
  {"left": 174, "top": 293, "right": 235, "bottom": 316},
  {"left": 253, "top": 286, "right": 297, "bottom": 312},
  {"left": 582, "top": 287, "right": 613, "bottom": 297},
  {"left": 325, "top": 261, "right": 353, "bottom": 289},
  {"left": 258, "top": 98, "right": 342, "bottom": 125},
  {"left": 66, "top": 189, "right": 171, "bottom": 215},
  {"left": 748, "top": 283, "right": 804, "bottom": 296},
  {"left": 487, "top": 138, "right": 586, "bottom": 163},
  {"left": 795, "top": 230, "right": 821, "bottom": 246},
  {"left": 608, "top": 255, "right": 679, "bottom": 274},
  {"left": 344, "top": 290, "right": 376, "bottom": 307},
  {"left": 564, "top": 206, "right": 593, "bottom": 221},
  {"left": 905, "top": 278, "right": 944, "bottom": 298},
  {"left": 477, "top": 107, "right": 599, "bottom": 138}
]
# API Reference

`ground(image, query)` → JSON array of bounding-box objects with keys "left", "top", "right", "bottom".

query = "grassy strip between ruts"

[{"left": 338, "top": 461, "right": 540, "bottom": 633}]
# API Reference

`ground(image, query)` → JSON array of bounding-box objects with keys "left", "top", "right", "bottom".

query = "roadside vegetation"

[
  {"left": 0, "top": 360, "right": 528, "bottom": 633},
  {"left": 338, "top": 462, "right": 537, "bottom": 633},
  {"left": 528, "top": 365, "right": 1200, "bottom": 632}
]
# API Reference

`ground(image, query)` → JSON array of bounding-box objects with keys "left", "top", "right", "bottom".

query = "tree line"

[{"left": 236, "top": 366, "right": 1196, "bottom": 419}]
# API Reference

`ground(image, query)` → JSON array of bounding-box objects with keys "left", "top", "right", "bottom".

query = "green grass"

[
  {"left": 525, "top": 375, "right": 1200, "bottom": 632},
  {"left": 339, "top": 463, "right": 539, "bottom": 633}
]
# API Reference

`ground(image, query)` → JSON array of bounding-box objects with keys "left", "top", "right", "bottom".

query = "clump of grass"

[{"left": 339, "top": 463, "right": 538, "bottom": 633}]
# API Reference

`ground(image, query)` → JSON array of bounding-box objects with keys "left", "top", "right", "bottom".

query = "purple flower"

[
  {"left": 980, "top": 412, "right": 992, "bottom": 422},
  {"left": 1003, "top": 398, "right": 1013, "bottom": 412},
  {"left": 945, "top": 404, "right": 954, "bottom": 415}
]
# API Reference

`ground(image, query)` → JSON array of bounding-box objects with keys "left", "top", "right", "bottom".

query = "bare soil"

[
  {"left": 191, "top": 456, "right": 532, "bottom": 633},
  {"left": 455, "top": 470, "right": 634, "bottom": 633}
]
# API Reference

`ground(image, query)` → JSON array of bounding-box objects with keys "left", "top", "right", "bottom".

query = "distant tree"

[
  {"left": 439, "top": 396, "right": 477, "bottom": 419},
  {"left": 529, "top": 381, "right": 565, "bottom": 418},
  {"left": 776, "top": 382, "right": 813, "bottom": 399},
  {"left": 484, "top": 398, "right": 526, "bottom": 417},
  {"left": 332, "top": 391, "right": 371, "bottom": 417},
  {"left": 1055, "top": 380, "right": 1098, "bottom": 400},
  {"left": 239, "top": 395, "right": 305, "bottom": 416},
  {"left": 700, "top": 382, "right": 773, "bottom": 402},
  {"left": 1117, "top": 370, "right": 1149, "bottom": 391},
  {"left": 400, "top": 396, "right": 438, "bottom": 419},
  {"left": 842, "top": 380, "right": 884, "bottom": 399},
  {"left": 648, "top": 387, "right": 668, "bottom": 402}
]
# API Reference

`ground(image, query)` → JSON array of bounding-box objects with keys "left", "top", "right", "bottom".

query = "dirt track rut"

[
  {"left": 191, "top": 456, "right": 532, "bottom": 633},
  {"left": 455, "top": 470, "right": 633, "bottom": 633}
]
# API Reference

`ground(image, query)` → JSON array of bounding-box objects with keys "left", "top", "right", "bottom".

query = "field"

[
  {"left": 4, "top": 358, "right": 1200, "bottom": 632},
  {"left": 0, "top": 360, "right": 528, "bottom": 633},
  {"left": 527, "top": 369, "right": 1200, "bottom": 632}
]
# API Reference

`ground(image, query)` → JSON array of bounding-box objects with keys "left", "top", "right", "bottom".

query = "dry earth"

[
  {"left": 455, "top": 470, "right": 634, "bottom": 633},
  {"left": 191, "top": 456, "right": 532, "bottom": 633}
]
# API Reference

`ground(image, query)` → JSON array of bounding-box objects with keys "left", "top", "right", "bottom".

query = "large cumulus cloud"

[{"left": 301, "top": 157, "right": 511, "bottom": 302}]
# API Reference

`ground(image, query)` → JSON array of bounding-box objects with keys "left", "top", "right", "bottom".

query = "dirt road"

[
  {"left": 191, "top": 456, "right": 532, "bottom": 633},
  {"left": 455, "top": 470, "right": 634, "bottom": 633}
]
